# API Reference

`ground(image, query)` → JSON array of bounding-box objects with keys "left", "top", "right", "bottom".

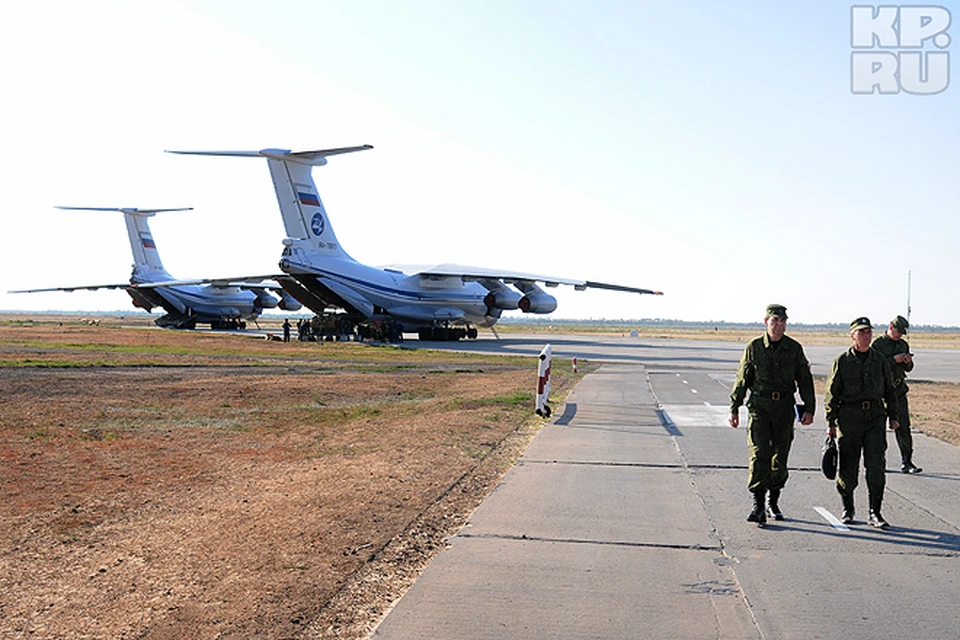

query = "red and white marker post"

[{"left": 535, "top": 344, "right": 552, "bottom": 417}]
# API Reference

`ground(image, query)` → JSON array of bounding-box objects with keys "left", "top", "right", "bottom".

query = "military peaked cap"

[
  {"left": 891, "top": 315, "right": 909, "bottom": 334},
  {"left": 766, "top": 304, "right": 788, "bottom": 319}
]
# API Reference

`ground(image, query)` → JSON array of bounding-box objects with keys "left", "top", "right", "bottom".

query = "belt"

[
  {"left": 846, "top": 399, "right": 881, "bottom": 410},
  {"left": 753, "top": 390, "right": 791, "bottom": 401}
]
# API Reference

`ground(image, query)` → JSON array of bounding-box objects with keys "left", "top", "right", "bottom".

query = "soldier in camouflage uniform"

[
  {"left": 825, "top": 317, "right": 900, "bottom": 529},
  {"left": 872, "top": 315, "right": 921, "bottom": 473},
  {"left": 730, "top": 304, "right": 815, "bottom": 526}
]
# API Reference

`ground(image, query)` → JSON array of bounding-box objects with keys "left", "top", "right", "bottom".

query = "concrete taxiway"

[
  {"left": 408, "top": 332, "right": 960, "bottom": 382},
  {"left": 372, "top": 339, "right": 960, "bottom": 639}
]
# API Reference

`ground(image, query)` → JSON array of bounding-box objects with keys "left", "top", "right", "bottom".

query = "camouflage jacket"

[
  {"left": 871, "top": 334, "right": 913, "bottom": 395},
  {"left": 824, "top": 346, "right": 899, "bottom": 427},
  {"left": 730, "top": 333, "right": 815, "bottom": 414}
]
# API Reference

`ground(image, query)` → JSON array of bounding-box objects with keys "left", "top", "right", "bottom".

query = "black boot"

[
  {"left": 868, "top": 494, "right": 890, "bottom": 529},
  {"left": 840, "top": 492, "right": 855, "bottom": 525},
  {"left": 901, "top": 458, "right": 923, "bottom": 474},
  {"left": 767, "top": 488, "right": 784, "bottom": 521},
  {"left": 747, "top": 489, "right": 767, "bottom": 526}
]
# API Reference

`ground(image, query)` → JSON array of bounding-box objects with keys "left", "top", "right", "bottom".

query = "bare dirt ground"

[
  {"left": 0, "top": 317, "right": 583, "bottom": 639},
  {"left": 2, "top": 315, "right": 958, "bottom": 639}
]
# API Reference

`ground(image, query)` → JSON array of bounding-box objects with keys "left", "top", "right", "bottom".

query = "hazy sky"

[{"left": 2, "top": 1, "right": 957, "bottom": 325}]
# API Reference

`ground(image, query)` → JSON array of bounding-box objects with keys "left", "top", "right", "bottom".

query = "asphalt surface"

[
  {"left": 371, "top": 337, "right": 960, "bottom": 639},
  {"left": 403, "top": 332, "right": 960, "bottom": 382}
]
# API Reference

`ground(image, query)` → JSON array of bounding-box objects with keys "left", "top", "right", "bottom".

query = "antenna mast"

[{"left": 906, "top": 270, "right": 912, "bottom": 323}]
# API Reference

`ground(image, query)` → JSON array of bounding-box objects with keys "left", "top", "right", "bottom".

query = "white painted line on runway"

[
  {"left": 703, "top": 402, "right": 712, "bottom": 407},
  {"left": 691, "top": 389, "right": 698, "bottom": 394},
  {"left": 815, "top": 506, "right": 850, "bottom": 531},
  {"left": 660, "top": 405, "right": 731, "bottom": 427}
]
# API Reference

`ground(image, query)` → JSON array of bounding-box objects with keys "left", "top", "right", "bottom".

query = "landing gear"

[
  {"left": 416, "top": 325, "right": 479, "bottom": 341},
  {"left": 155, "top": 312, "right": 197, "bottom": 330},
  {"left": 209, "top": 318, "right": 246, "bottom": 330},
  {"left": 418, "top": 326, "right": 466, "bottom": 341}
]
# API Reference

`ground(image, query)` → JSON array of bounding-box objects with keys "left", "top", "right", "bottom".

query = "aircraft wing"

[
  {"left": 382, "top": 263, "right": 663, "bottom": 295},
  {"left": 9, "top": 283, "right": 132, "bottom": 294},
  {"left": 10, "top": 276, "right": 288, "bottom": 294}
]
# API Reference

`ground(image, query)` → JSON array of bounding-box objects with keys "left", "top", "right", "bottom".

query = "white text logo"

[{"left": 851, "top": 5, "right": 951, "bottom": 95}]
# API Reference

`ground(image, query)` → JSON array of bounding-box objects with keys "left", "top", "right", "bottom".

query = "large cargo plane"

[
  {"left": 168, "top": 146, "right": 662, "bottom": 340},
  {"left": 10, "top": 207, "right": 301, "bottom": 329}
]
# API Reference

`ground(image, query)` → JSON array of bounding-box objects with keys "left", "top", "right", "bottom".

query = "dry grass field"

[
  {"left": 0, "top": 315, "right": 584, "bottom": 639},
  {"left": 1, "top": 314, "right": 958, "bottom": 639}
]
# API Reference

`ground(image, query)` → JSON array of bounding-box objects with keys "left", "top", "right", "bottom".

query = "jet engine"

[
  {"left": 250, "top": 287, "right": 280, "bottom": 309},
  {"left": 514, "top": 282, "right": 557, "bottom": 314},
  {"left": 276, "top": 289, "right": 303, "bottom": 311},
  {"left": 518, "top": 292, "right": 558, "bottom": 314},
  {"left": 483, "top": 289, "right": 522, "bottom": 310}
]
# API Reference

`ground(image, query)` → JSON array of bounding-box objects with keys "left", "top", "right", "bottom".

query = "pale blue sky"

[{"left": 2, "top": 1, "right": 957, "bottom": 325}]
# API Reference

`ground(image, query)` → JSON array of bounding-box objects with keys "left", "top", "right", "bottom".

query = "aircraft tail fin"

[
  {"left": 55, "top": 207, "right": 189, "bottom": 283},
  {"left": 167, "top": 146, "right": 372, "bottom": 261}
]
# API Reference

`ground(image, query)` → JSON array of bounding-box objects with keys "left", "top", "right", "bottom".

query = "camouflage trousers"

[
  {"left": 893, "top": 393, "right": 913, "bottom": 463},
  {"left": 746, "top": 399, "right": 795, "bottom": 493},
  {"left": 836, "top": 409, "right": 887, "bottom": 498}
]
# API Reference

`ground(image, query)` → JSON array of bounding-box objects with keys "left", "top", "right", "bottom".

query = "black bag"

[{"left": 821, "top": 435, "right": 838, "bottom": 480}]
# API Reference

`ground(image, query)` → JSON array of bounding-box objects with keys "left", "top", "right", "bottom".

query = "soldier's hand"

[
  {"left": 890, "top": 419, "right": 900, "bottom": 430},
  {"left": 729, "top": 413, "right": 739, "bottom": 428},
  {"left": 800, "top": 412, "right": 814, "bottom": 426},
  {"left": 827, "top": 425, "right": 836, "bottom": 439}
]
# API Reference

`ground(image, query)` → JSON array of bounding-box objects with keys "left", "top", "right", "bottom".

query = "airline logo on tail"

[
  {"left": 311, "top": 213, "right": 325, "bottom": 236},
  {"left": 140, "top": 233, "right": 156, "bottom": 249}
]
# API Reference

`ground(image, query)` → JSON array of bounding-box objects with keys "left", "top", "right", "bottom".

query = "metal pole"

[{"left": 906, "top": 270, "right": 912, "bottom": 323}]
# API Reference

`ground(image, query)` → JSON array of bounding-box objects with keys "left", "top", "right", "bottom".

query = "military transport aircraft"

[
  {"left": 9, "top": 207, "right": 301, "bottom": 329},
  {"left": 167, "top": 145, "right": 662, "bottom": 340}
]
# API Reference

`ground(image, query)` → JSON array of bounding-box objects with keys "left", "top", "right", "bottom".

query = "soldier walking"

[
  {"left": 730, "top": 304, "right": 815, "bottom": 526},
  {"left": 825, "top": 317, "right": 900, "bottom": 528},
  {"left": 872, "top": 315, "right": 921, "bottom": 473}
]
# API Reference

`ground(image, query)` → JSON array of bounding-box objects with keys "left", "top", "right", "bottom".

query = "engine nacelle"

[
  {"left": 277, "top": 290, "right": 303, "bottom": 311},
  {"left": 519, "top": 292, "right": 557, "bottom": 314},
  {"left": 250, "top": 288, "right": 280, "bottom": 309},
  {"left": 483, "top": 289, "right": 522, "bottom": 310}
]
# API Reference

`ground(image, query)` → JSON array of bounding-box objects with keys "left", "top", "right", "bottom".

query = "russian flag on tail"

[{"left": 298, "top": 190, "right": 321, "bottom": 207}]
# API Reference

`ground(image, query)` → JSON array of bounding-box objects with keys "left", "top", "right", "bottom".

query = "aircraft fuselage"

[{"left": 278, "top": 254, "right": 493, "bottom": 330}]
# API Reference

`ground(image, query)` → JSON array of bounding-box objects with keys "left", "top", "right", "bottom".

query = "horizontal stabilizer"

[
  {"left": 55, "top": 206, "right": 193, "bottom": 217},
  {"left": 166, "top": 145, "right": 373, "bottom": 166}
]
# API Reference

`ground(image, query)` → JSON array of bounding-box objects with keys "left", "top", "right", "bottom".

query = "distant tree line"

[{"left": 497, "top": 318, "right": 960, "bottom": 331}]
